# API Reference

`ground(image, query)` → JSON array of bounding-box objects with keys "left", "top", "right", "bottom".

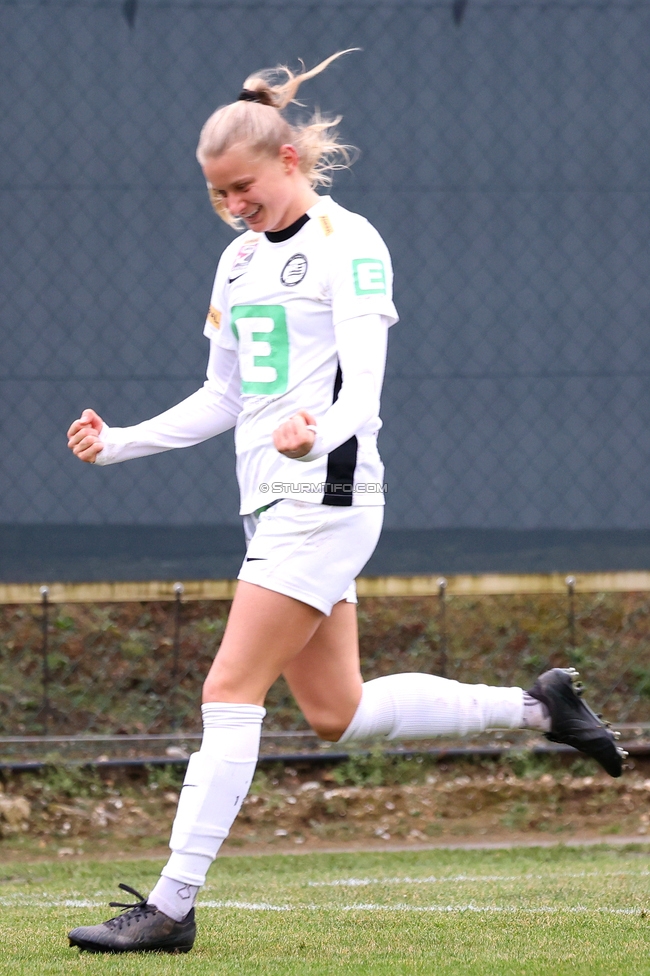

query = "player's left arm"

[
  {"left": 274, "top": 217, "right": 398, "bottom": 460},
  {"left": 273, "top": 313, "right": 389, "bottom": 460}
]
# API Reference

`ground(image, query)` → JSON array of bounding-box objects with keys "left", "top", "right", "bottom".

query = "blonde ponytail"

[
  {"left": 197, "top": 50, "right": 358, "bottom": 227},
  {"left": 239, "top": 50, "right": 356, "bottom": 112}
]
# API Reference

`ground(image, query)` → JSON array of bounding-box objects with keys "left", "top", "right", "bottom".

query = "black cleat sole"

[{"left": 70, "top": 939, "right": 194, "bottom": 954}]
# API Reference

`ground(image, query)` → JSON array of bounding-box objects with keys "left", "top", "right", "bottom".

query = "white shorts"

[{"left": 238, "top": 499, "right": 384, "bottom": 615}]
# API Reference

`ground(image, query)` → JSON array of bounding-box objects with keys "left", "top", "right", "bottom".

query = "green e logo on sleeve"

[
  {"left": 352, "top": 258, "right": 386, "bottom": 296},
  {"left": 231, "top": 305, "right": 289, "bottom": 395}
]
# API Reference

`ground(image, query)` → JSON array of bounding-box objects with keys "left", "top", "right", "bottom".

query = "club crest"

[{"left": 281, "top": 254, "right": 308, "bottom": 287}]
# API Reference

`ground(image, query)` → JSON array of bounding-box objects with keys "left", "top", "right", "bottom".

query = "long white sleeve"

[
  {"left": 296, "top": 313, "right": 389, "bottom": 462},
  {"left": 95, "top": 343, "right": 241, "bottom": 465}
]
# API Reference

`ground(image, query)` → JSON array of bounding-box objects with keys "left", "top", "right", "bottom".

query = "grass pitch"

[{"left": 1, "top": 845, "right": 648, "bottom": 975}]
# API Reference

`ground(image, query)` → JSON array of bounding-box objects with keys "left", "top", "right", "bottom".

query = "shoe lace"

[{"left": 105, "top": 883, "right": 158, "bottom": 930}]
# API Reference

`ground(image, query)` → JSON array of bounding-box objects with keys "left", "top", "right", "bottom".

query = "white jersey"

[{"left": 204, "top": 195, "right": 398, "bottom": 515}]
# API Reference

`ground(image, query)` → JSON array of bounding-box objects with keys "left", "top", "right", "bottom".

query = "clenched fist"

[
  {"left": 67, "top": 408, "right": 104, "bottom": 463},
  {"left": 273, "top": 410, "right": 317, "bottom": 459}
]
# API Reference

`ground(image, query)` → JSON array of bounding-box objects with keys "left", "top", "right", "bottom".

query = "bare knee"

[
  {"left": 305, "top": 708, "right": 352, "bottom": 742},
  {"left": 314, "top": 724, "right": 347, "bottom": 742},
  {"left": 202, "top": 671, "right": 266, "bottom": 707}
]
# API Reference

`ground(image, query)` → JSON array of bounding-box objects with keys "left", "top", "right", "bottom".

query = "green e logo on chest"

[{"left": 231, "top": 305, "right": 289, "bottom": 395}]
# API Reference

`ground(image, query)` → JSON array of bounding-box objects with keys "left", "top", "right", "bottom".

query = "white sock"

[
  {"left": 339, "top": 673, "right": 524, "bottom": 742},
  {"left": 148, "top": 701, "right": 265, "bottom": 921},
  {"left": 522, "top": 691, "right": 551, "bottom": 731}
]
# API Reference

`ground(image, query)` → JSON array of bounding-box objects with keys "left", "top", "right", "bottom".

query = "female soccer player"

[{"left": 66, "top": 52, "right": 624, "bottom": 954}]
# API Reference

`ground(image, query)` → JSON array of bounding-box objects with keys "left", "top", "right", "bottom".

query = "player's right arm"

[
  {"left": 67, "top": 340, "right": 242, "bottom": 465},
  {"left": 68, "top": 244, "right": 244, "bottom": 465}
]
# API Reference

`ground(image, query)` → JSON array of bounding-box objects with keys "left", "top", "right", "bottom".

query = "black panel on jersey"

[
  {"left": 265, "top": 213, "right": 310, "bottom": 243},
  {"left": 323, "top": 365, "right": 358, "bottom": 507}
]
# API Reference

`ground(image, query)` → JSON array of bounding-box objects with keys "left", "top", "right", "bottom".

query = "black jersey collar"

[{"left": 265, "top": 212, "right": 310, "bottom": 243}]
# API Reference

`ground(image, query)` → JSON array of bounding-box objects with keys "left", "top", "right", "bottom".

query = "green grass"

[{"left": 1, "top": 845, "right": 649, "bottom": 974}]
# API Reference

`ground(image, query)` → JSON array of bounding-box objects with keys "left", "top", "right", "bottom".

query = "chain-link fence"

[
  {"left": 2, "top": 0, "right": 650, "bottom": 539},
  {"left": 1, "top": 589, "right": 649, "bottom": 764}
]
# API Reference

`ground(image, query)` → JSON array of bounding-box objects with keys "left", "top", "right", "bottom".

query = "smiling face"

[{"left": 203, "top": 144, "right": 318, "bottom": 234}]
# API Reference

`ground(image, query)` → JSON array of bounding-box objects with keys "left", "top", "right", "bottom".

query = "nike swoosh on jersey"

[
  {"left": 228, "top": 273, "right": 246, "bottom": 283},
  {"left": 245, "top": 556, "right": 267, "bottom": 562}
]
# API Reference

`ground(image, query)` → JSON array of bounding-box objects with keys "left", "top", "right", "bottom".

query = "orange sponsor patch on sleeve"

[
  {"left": 207, "top": 304, "right": 222, "bottom": 330},
  {"left": 318, "top": 215, "right": 334, "bottom": 237}
]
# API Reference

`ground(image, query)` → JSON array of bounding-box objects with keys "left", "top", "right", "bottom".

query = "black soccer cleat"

[
  {"left": 528, "top": 667, "right": 627, "bottom": 778},
  {"left": 68, "top": 883, "right": 196, "bottom": 954}
]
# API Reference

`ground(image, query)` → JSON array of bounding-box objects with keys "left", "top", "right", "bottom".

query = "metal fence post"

[
  {"left": 39, "top": 586, "right": 50, "bottom": 734},
  {"left": 172, "top": 582, "right": 184, "bottom": 680},
  {"left": 437, "top": 577, "right": 448, "bottom": 677},
  {"left": 171, "top": 582, "right": 184, "bottom": 729},
  {"left": 566, "top": 576, "right": 576, "bottom": 650}
]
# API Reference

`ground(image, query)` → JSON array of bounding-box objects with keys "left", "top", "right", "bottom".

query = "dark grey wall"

[{"left": 2, "top": 0, "right": 649, "bottom": 529}]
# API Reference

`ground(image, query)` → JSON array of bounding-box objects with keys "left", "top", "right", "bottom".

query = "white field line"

[
  {"left": 0, "top": 899, "right": 106, "bottom": 908},
  {"left": 4, "top": 869, "right": 648, "bottom": 912},
  {"left": 200, "top": 901, "right": 646, "bottom": 915},
  {"left": 308, "top": 870, "right": 650, "bottom": 887},
  {"left": 1, "top": 897, "right": 646, "bottom": 916}
]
